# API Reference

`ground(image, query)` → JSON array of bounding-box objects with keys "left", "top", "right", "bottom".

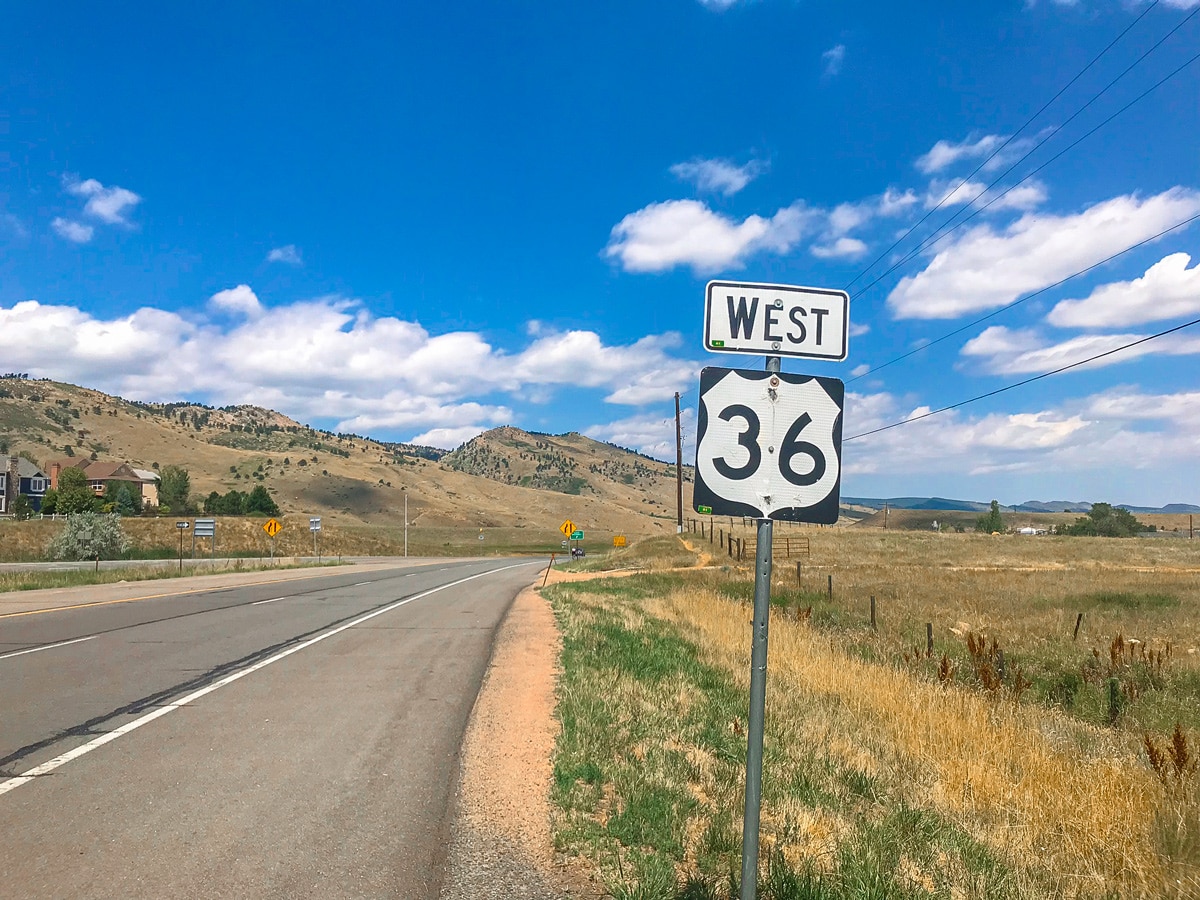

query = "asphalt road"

[{"left": 0, "top": 558, "right": 542, "bottom": 898}]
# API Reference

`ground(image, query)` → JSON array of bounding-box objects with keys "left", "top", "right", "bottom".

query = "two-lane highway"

[{"left": 0, "top": 558, "right": 542, "bottom": 898}]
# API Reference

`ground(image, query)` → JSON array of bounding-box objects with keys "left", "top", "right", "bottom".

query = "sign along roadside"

[{"left": 704, "top": 280, "right": 849, "bottom": 361}]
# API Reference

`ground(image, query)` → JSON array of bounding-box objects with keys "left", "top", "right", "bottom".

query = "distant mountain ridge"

[{"left": 843, "top": 497, "right": 1199, "bottom": 515}]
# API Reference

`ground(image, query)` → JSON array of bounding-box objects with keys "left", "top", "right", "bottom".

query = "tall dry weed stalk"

[{"left": 1144, "top": 725, "right": 1198, "bottom": 789}]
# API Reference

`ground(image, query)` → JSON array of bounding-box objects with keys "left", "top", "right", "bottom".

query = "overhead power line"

[
  {"left": 845, "top": 211, "right": 1200, "bottom": 385},
  {"left": 844, "top": 0, "right": 1165, "bottom": 293},
  {"left": 843, "top": 313, "right": 1200, "bottom": 443},
  {"left": 852, "top": 43, "right": 1200, "bottom": 302}
]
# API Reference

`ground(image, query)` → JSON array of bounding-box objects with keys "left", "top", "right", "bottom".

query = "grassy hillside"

[{"left": 0, "top": 376, "right": 692, "bottom": 538}]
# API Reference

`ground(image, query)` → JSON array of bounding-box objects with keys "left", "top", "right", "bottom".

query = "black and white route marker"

[{"left": 693, "top": 366, "right": 844, "bottom": 524}]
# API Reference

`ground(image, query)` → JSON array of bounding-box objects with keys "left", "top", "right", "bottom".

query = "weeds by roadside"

[{"left": 547, "top": 530, "right": 1200, "bottom": 898}]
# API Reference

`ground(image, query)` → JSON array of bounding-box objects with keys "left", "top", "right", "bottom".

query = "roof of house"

[
  {"left": 7, "top": 458, "right": 47, "bottom": 479},
  {"left": 80, "top": 461, "right": 141, "bottom": 482},
  {"left": 44, "top": 457, "right": 92, "bottom": 472},
  {"left": 131, "top": 468, "right": 159, "bottom": 482}
]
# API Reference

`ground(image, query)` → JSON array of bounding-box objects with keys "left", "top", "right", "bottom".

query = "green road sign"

[{"left": 570, "top": 530, "right": 584, "bottom": 540}]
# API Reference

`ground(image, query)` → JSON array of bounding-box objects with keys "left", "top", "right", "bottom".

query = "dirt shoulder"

[{"left": 441, "top": 580, "right": 603, "bottom": 900}]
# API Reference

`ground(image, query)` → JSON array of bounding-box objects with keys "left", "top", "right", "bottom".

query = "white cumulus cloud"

[
  {"left": 605, "top": 199, "right": 815, "bottom": 274},
  {"left": 64, "top": 176, "right": 142, "bottom": 225},
  {"left": 925, "top": 178, "right": 1047, "bottom": 212},
  {"left": 52, "top": 218, "right": 94, "bottom": 243},
  {"left": 208, "top": 285, "right": 263, "bottom": 317},
  {"left": 916, "top": 134, "right": 1007, "bottom": 174},
  {"left": 0, "top": 293, "right": 701, "bottom": 444},
  {"left": 811, "top": 237, "right": 868, "bottom": 259},
  {"left": 670, "top": 158, "right": 764, "bottom": 196},
  {"left": 585, "top": 408, "right": 696, "bottom": 460},
  {"left": 822, "top": 44, "right": 846, "bottom": 77},
  {"left": 1048, "top": 252, "right": 1200, "bottom": 328},
  {"left": 887, "top": 188, "right": 1200, "bottom": 319},
  {"left": 960, "top": 325, "right": 1200, "bottom": 375},
  {"left": 266, "top": 245, "right": 303, "bottom": 265}
]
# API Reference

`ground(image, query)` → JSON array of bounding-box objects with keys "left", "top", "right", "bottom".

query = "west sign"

[{"left": 704, "top": 280, "right": 849, "bottom": 361}]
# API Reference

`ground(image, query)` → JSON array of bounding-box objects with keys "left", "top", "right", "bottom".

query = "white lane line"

[
  {"left": 0, "top": 561, "right": 537, "bottom": 798},
  {"left": 252, "top": 597, "right": 288, "bottom": 606},
  {"left": 0, "top": 635, "right": 97, "bottom": 661},
  {"left": 353, "top": 581, "right": 370, "bottom": 587}
]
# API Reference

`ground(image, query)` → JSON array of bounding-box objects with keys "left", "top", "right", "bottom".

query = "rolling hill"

[{"left": 0, "top": 376, "right": 692, "bottom": 535}]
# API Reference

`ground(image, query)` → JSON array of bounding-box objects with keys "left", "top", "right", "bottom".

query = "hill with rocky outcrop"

[{"left": 0, "top": 376, "right": 690, "bottom": 535}]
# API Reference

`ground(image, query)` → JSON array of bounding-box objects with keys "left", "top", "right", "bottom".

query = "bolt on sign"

[
  {"left": 704, "top": 280, "right": 849, "bottom": 361},
  {"left": 263, "top": 518, "right": 282, "bottom": 538}
]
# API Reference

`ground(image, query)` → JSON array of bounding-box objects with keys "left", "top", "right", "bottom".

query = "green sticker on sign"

[{"left": 697, "top": 505, "right": 713, "bottom": 515}]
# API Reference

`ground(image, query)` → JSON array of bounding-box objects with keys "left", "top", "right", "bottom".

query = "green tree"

[
  {"left": 975, "top": 499, "right": 1005, "bottom": 534},
  {"left": 1063, "top": 502, "right": 1147, "bottom": 537},
  {"left": 47, "top": 511, "right": 129, "bottom": 560},
  {"left": 11, "top": 494, "right": 33, "bottom": 520},
  {"left": 104, "top": 482, "right": 141, "bottom": 516},
  {"left": 203, "top": 489, "right": 248, "bottom": 515},
  {"left": 56, "top": 467, "right": 100, "bottom": 514},
  {"left": 40, "top": 488, "right": 58, "bottom": 515},
  {"left": 158, "top": 465, "right": 192, "bottom": 513},
  {"left": 245, "top": 484, "right": 280, "bottom": 516}
]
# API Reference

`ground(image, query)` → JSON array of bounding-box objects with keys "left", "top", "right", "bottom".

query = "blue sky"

[{"left": 2, "top": 0, "right": 1198, "bottom": 506}]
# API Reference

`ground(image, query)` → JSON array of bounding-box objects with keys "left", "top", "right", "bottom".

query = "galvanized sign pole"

[
  {"left": 695, "top": 281, "right": 848, "bottom": 899},
  {"left": 739, "top": 355, "right": 779, "bottom": 900}
]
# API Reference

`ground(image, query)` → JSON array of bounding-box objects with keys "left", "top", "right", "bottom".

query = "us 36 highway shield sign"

[{"left": 693, "top": 367, "right": 843, "bottom": 524}]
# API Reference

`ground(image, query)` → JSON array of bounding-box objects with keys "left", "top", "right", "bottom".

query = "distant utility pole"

[{"left": 675, "top": 391, "right": 683, "bottom": 534}]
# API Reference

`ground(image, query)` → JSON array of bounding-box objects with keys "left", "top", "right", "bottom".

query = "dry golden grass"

[
  {"left": 650, "top": 586, "right": 1195, "bottom": 896},
  {"left": 719, "top": 529, "right": 1200, "bottom": 689},
  {"left": 550, "top": 531, "right": 1200, "bottom": 896}
]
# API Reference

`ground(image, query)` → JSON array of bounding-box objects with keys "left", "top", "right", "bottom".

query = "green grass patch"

[{"left": 548, "top": 573, "right": 1025, "bottom": 899}]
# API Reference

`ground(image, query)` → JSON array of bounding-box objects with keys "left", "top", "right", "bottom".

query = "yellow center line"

[{"left": 0, "top": 569, "right": 376, "bottom": 621}]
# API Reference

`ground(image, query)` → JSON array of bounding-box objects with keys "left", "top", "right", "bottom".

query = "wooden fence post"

[
  {"left": 870, "top": 595, "right": 876, "bottom": 631},
  {"left": 796, "top": 562, "right": 802, "bottom": 589},
  {"left": 926, "top": 623, "right": 934, "bottom": 656},
  {"left": 827, "top": 575, "right": 832, "bottom": 601},
  {"left": 1073, "top": 612, "right": 1083, "bottom": 641}
]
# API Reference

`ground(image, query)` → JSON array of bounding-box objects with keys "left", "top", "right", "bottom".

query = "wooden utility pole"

[{"left": 675, "top": 391, "right": 683, "bottom": 534}]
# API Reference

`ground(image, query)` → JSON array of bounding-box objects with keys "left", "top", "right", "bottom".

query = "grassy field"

[
  {"left": 547, "top": 530, "right": 1200, "bottom": 898},
  {"left": 0, "top": 517, "right": 590, "bottom": 562}
]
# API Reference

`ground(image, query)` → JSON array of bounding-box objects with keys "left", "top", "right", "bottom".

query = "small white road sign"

[
  {"left": 693, "top": 367, "right": 843, "bottom": 523},
  {"left": 309, "top": 517, "right": 322, "bottom": 532},
  {"left": 704, "top": 280, "right": 849, "bottom": 361}
]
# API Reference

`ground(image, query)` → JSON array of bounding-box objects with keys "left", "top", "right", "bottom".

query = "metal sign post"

[
  {"left": 263, "top": 518, "right": 282, "bottom": 562},
  {"left": 694, "top": 280, "right": 847, "bottom": 900},
  {"left": 310, "top": 517, "right": 322, "bottom": 562},
  {"left": 176, "top": 521, "right": 190, "bottom": 572}
]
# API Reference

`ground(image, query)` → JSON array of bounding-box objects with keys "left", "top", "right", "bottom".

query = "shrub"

[{"left": 47, "top": 512, "right": 129, "bottom": 561}]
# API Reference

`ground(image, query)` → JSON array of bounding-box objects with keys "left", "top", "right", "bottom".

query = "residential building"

[
  {"left": 45, "top": 458, "right": 159, "bottom": 505},
  {"left": 1, "top": 456, "right": 49, "bottom": 513}
]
